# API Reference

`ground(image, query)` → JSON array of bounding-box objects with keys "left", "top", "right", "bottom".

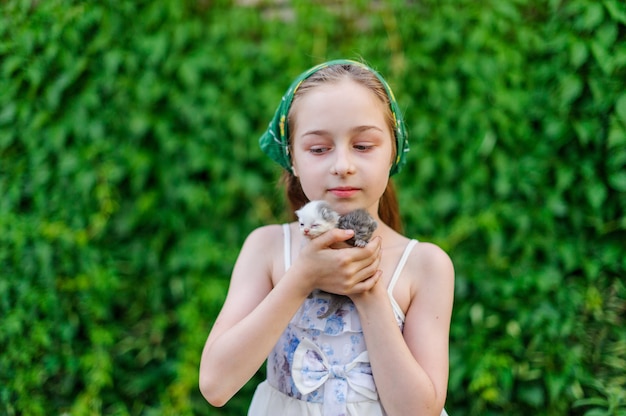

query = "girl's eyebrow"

[
  {"left": 301, "top": 125, "right": 384, "bottom": 137},
  {"left": 352, "top": 125, "right": 384, "bottom": 134},
  {"left": 301, "top": 129, "right": 330, "bottom": 137}
]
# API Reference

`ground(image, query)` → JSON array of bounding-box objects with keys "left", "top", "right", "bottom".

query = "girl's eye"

[
  {"left": 354, "top": 144, "right": 374, "bottom": 151},
  {"left": 309, "top": 147, "right": 329, "bottom": 154}
]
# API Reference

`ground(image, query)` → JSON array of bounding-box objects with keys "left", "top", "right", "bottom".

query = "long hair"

[{"left": 283, "top": 63, "right": 403, "bottom": 233}]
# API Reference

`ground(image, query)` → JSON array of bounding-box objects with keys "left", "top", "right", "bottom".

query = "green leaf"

[
  {"left": 570, "top": 40, "right": 589, "bottom": 68},
  {"left": 590, "top": 40, "right": 614, "bottom": 74},
  {"left": 608, "top": 172, "right": 626, "bottom": 192},
  {"left": 615, "top": 94, "right": 626, "bottom": 125},
  {"left": 604, "top": 0, "right": 626, "bottom": 24},
  {"left": 560, "top": 74, "right": 583, "bottom": 105},
  {"left": 587, "top": 184, "right": 608, "bottom": 209}
]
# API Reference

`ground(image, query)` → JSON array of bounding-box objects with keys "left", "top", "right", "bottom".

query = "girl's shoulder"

[
  {"left": 240, "top": 224, "right": 287, "bottom": 257},
  {"left": 410, "top": 241, "right": 453, "bottom": 268},
  {"left": 380, "top": 227, "right": 452, "bottom": 273},
  {"left": 247, "top": 223, "right": 304, "bottom": 286},
  {"left": 406, "top": 240, "right": 455, "bottom": 293},
  {"left": 245, "top": 223, "right": 286, "bottom": 242},
  {"left": 239, "top": 223, "right": 289, "bottom": 272}
]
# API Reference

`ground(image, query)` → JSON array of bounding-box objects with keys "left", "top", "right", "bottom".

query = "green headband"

[{"left": 259, "top": 59, "right": 409, "bottom": 176}]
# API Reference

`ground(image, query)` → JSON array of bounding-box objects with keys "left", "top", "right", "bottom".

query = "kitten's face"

[{"left": 298, "top": 216, "right": 333, "bottom": 238}]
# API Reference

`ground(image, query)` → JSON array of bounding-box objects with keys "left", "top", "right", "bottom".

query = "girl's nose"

[{"left": 331, "top": 148, "right": 355, "bottom": 175}]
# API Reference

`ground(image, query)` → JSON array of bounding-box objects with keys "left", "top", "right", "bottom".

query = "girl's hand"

[{"left": 293, "top": 229, "right": 382, "bottom": 296}]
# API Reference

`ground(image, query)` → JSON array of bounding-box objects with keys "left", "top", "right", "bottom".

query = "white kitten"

[{"left": 295, "top": 200, "right": 340, "bottom": 238}]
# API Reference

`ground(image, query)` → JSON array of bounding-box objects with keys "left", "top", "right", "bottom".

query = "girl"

[{"left": 199, "top": 59, "right": 454, "bottom": 416}]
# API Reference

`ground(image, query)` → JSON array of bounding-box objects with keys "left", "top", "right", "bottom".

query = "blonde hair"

[{"left": 282, "top": 63, "right": 402, "bottom": 232}]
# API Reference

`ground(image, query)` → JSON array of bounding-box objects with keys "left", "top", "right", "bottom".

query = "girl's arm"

[
  {"left": 199, "top": 225, "right": 381, "bottom": 407},
  {"left": 351, "top": 241, "right": 454, "bottom": 416},
  {"left": 199, "top": 225, "right": 305, "bottom": 406}
]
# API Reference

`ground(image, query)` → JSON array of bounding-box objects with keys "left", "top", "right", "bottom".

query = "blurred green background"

[{"left": 1, "top": 0, "right": 625, "bottom": 415}]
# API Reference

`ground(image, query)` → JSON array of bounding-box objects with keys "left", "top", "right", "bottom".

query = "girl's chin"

[{"left": 329, "top": 201, "right": 376, "bottom": 215}]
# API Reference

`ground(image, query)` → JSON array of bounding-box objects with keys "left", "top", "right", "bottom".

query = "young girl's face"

[{"left": 290, "top": 78, "right": 394, "bottom": 217}]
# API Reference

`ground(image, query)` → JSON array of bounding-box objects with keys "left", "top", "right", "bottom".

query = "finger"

[
  {"left": 343, "top": 249, "right": 381, "bottom": 283},
  {"left": 339, "top": 236, "right": 381, "bottom": 264},
  {"left": 353, "top": 238, "right": 382, "bottom": 268},
  {"left": 346, "top": 236, "right": 380, "bottom": 260},
  {"left": 357, "top": 259, "right": 382, "bottom": 284},
  {"left": 366, "top": 236, "right": 382, "bottom": 255},
  {"left": 313, "top": 228, "right": 355, "bottom": 248},
  {"left": 351, "top": 270, "right": 382, "bottom": 293}
]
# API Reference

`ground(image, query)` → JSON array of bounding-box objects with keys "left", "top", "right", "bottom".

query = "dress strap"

[
  {"left": 387, "top": 239, "right": 418, "bottom": 322},
  {"left": 282, "top": 223, "right": 291, "bottom": 271}
]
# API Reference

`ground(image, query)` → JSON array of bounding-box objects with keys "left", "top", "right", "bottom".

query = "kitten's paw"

[{"left": 354, "top": 240, "right": 367, "bottom": 247}]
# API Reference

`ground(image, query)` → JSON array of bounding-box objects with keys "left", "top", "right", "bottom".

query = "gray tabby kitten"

[
  {"left": 295, "top": 201, "right": 378, "bottom": 319},
  {"left": 338, "top": 209, "right": 378, "bottom": 248}
]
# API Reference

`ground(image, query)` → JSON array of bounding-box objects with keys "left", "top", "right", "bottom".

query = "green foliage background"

[{"left": 1, "top": 0, "right": 625, "bottom": 414}]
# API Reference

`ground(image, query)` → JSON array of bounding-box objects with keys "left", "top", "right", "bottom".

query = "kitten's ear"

[{"left": 321, "top": 206, "right": 339, "bottom": 222}]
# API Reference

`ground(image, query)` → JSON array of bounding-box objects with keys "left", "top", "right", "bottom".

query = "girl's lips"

[{"left": 328, "top": 187, "right": 360, "bottom": 198}]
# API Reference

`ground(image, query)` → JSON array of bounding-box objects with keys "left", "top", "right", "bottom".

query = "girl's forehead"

[{"left": 294, "top": 79, "right": 386, "bottom": 119}]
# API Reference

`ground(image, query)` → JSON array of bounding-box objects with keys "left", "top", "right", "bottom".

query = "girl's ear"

[{"left": 291, "top": 165, "right": 298, "bottom": 177}]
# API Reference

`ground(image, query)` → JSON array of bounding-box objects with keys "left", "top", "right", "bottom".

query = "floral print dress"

[{"left": 247, "top": 225, "right": 447, "bottom": 416}]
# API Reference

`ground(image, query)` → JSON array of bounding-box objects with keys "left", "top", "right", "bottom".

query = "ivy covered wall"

[{"left": 1, "top": 0, "right": 625, "bottom": 414}]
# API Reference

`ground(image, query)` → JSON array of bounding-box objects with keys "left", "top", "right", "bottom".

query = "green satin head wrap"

[{"left": 259, "top": 59, "right": 409, "bottom": 176}]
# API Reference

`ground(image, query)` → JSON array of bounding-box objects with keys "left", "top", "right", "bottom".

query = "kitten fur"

[
  {"left": 295, "top": 201, "right": 378, "bottom": 319},
  {"left": 337, "top": 209, "right": 378, "bottom": 248}
]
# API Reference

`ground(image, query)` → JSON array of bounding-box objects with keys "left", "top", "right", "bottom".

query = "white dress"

[{"left": 248, "top": 224, "right": 449, "bottom": 416}]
